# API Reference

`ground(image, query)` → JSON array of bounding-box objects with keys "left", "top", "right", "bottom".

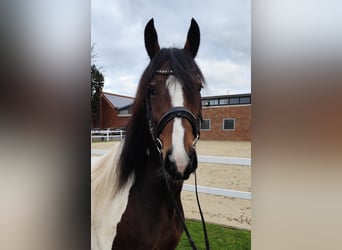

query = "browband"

[{"left": 155, "top": 69, "right": 174, "bottom": 75}]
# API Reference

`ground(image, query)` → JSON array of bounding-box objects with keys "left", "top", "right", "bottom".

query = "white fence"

[
  {"left": 183, "top": 184, "right": 251, "bottom": 200},
  {"left": 91, "top": 129, "right": 125, "bottom": 142},
  {"left": 91, "top": 149, "right": 251, "bottom": 200}
]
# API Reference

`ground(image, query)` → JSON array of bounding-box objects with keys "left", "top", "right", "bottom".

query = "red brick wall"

[
  {"left": 113, "top": 115, "right": 131, "bottom": 129},
  {"left": 100, "top": 100, "right": 131, "bottom": 129},
  {"left": 200, "top": 105, "right": 251, "bottom": 141}
]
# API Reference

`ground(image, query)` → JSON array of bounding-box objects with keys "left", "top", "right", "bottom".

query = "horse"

[{"left": 91, "top": 18, "right": 206, "bottom": 250}]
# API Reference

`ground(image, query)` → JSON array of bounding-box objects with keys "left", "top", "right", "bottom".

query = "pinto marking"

[{"left": 91, "top": 144, "right": 135, "bottom": 250}]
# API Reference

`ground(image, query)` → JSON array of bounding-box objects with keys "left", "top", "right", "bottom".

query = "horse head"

[{"left": 144, "top": 18, "right": 204, "bottom": 180}]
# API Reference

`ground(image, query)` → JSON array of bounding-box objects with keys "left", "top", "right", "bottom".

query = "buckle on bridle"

[
  {"left": 155, "top": 138, "right": 163, "bottom": 154},
  {"left": 193, "top": 134, "right": 200, "bottom": 148}
]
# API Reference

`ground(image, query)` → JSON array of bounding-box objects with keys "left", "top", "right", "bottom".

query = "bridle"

[
  {"left": 145, "top": 69, "right": 201, "bottom": 154},
  {"left": 145, "top": 69, "right": 210, "bottom": 250}
]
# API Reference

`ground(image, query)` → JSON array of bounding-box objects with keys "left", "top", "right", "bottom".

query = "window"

[
  {"left": 209, "top": 99, "right": 218, "bottom": 106},
  {"left": 200, "top": 119, "right": 210, "bottom": 130},
  {"left": 202, "top": 100, "right": 210, "bottom": 106},
  {"left": 223, "top": 118, "right": 235, "bottom": 130},
  {"left": 119, "top": 109, "right": 129, "bottom": 115},
  {"left": 219, "top": 98, "right": 229, "bottom": 105},
  {"left": 118, "top": 108, "right": 132, "bottom": 117},
  {"left": 239, "top": 96, "right": 251, "bottom": 104},
  {"left": 229, "top": 98, "right": 239, "bottom": 105}
]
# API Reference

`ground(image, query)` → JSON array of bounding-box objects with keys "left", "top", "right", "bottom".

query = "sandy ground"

[{"left": 91, "top": 140, "right": 251, "bottom": 230}]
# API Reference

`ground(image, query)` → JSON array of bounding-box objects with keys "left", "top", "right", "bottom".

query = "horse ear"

[
  {"left": 184, "top": 18, "right": 200, "bottom": 58},
  {"left": 144, "top": 18, "right": 160, "bottom": 59}
]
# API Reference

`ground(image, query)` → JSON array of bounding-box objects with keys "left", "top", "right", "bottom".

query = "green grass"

[{"left": 176, "top": 220, "right": 250, "bottom": 250}]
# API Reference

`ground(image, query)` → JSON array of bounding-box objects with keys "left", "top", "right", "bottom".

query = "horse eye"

[{"left": 149, "top": 87, "right": 157, "bottom": 96}]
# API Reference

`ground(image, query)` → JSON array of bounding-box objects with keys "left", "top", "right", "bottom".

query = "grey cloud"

[{"left": 92, "top": 0, "right": 251, "bottom": 96}]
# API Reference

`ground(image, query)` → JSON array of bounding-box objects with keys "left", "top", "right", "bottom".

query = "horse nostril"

[
  {"left": 163, "top": 148, "right": 198, "bottom": 180},
  {"left": 181, "top": 151, "right": 197, "bottom": 179}
]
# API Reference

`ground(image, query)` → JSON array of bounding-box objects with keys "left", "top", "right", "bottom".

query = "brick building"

[
  {"left": 94, "top": 92, "right": 134, "bottom": 129},
  {"left": 200, "top": 94, "right": 251, "bottom": 141},
  {"left": 94, "top": 92, "right": 251, "bottom": 141}
]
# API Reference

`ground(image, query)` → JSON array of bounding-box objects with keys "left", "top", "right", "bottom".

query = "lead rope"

[
  {"left": 194, "top": 171, "right": 210, "bottom": 250},
  {"left": 158, "top": 151, "right": 197, "bottom": 250},
  {"left": 157, "top": 147, "right": 210, "bottom": 250}
]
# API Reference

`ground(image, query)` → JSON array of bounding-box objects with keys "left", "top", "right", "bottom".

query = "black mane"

[{"left": 117, "top": 48, "right": 205, "bottom": 187}]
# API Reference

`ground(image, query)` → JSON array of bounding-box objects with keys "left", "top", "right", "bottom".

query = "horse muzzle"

[{"left": 164, "top": 149, "right": 198, "bottom": 180}]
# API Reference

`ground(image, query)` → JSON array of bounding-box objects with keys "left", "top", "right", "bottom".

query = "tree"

[{"left": 91, "top": 64, "right": 104, "bottom": 127}]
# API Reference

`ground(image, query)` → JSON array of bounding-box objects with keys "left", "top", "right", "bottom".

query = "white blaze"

[{"left": 166, "top": 76, "right": 189, "bottom": 173}]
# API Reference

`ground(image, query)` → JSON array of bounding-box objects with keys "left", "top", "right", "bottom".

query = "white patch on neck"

[
  {"left": 91, "top": 143, "right": 135, "bottom": 250},
  {"left": 166, "top": 76, "right": 189, "bottom": 173}
]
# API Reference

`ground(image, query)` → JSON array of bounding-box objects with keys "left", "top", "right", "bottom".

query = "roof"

[
  {"left": 103, "top": 92, "right": 134, "bottom": 110},
  {"left": 201, "top": 93, "right": 251, "bottom": 100},
  {"left": 102, "top": 92, "right": 251, "bottom": 110}
]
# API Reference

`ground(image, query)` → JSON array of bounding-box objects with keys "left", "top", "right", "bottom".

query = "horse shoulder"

[{"left": 91, "top": 142, "right": 135, "bottom": 250}]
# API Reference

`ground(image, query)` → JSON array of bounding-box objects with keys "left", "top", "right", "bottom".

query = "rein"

[{"left": 145, "top": 70, "right": 210, "bottom": 250}]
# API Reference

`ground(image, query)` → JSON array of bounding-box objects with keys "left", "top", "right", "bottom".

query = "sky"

[{"left": 91, "top": 0, "right": 250, "bottom": 97}]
